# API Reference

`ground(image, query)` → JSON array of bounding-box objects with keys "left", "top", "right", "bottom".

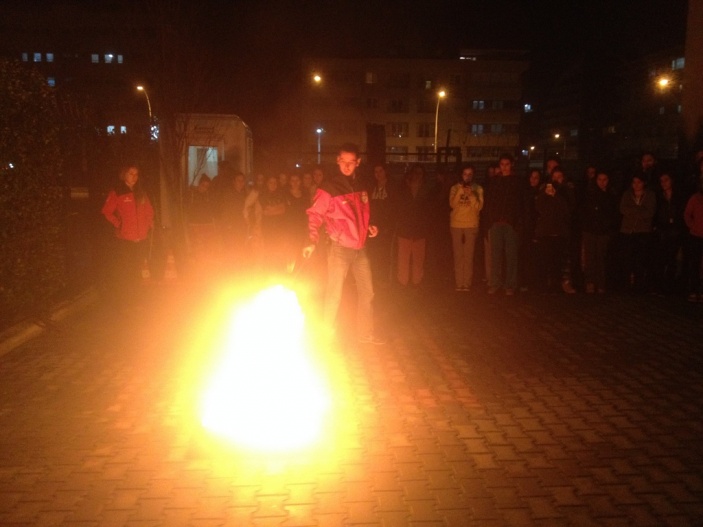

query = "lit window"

[
  {"left": 471, "top": 124, "right": 484, "bottom": 135},
  {"left": 46, "top": 53, "right": 54, "bottom": 63},
  {"left": 104, "top": 54, "right": 113, "bottom": 64},
  {"left": 425, "top": 80, "right": 432, "bottom": 90},
  {"left": 570, "top": 129, "right": 578, "bottom": 137},
  {"left": 671, "top": 57, "right": 685, "bottom": 70},
  {"left": 117, "top": 54, "right": 123, "bottom": 64},
  {"left": 677, "top": 104, "right": 682, "bottom": 113},
  {"left": 120, "top": 126, "right": 127, "bottom": 134},
  {"left": 33, "top": 53, "right": 42, "bottom": 62},
  {"left": 524, "top": 103, "right": 533, "bottom": 113},
  {"left": 365, "top": 71, "right": 377, "bottom": 84},
  {"left": 107, "top": 126, "right": 116, "bottom": 135},
  {"left": 91, "top": 54, "right": 99, "bottom": 63},
  {"left": 47, "top": 77, "right": 56, "bottom": 87},
  {"left": 472, "top": 100, "right": 485, "bottom": 110},
  {"left": 659, "top": 106, "right": 665, "bottom": 115},
  {"left": 21, "top": 53, "right": 28, "bottom": 62}
]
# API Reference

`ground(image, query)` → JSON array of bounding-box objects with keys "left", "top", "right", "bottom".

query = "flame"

[{"left": 199, "top": 285, "right": 331, "bottom": 452}]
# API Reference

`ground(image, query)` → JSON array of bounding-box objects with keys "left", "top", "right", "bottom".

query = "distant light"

[
  {"left": 316, "top": 128, "right": 323, "bottom": 134},
  {"left": 657, "top": 77, "right": 670, "bottom": 88},
  {"left": 313, "top": 74, "right": 322, "bottom": 84},
  {"left": 438, "top": 90, "right": 446, "bottom": 99},
  {"left": 295, "top": 163, "right": 301, "bottom": 168},
  {"left": 554, "top": 133, "right": 560, "bottom": 139}
]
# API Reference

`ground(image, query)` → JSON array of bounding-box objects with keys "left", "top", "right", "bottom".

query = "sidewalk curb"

[{"left": 0, "top": 288, "right": 99, "bottom": 358}]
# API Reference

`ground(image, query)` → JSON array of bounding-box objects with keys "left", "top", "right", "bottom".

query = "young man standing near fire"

[{"left": 302, "top": 143, "right": 386, "bottom": 345}]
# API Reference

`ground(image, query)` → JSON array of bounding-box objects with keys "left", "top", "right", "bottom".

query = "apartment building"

[{"left": 299, "top": 50, "right": 529, "bottom": 168}]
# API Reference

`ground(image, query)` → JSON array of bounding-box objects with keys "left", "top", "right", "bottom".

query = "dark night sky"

[
  {"left": 6, "top": 0, "right": 689, "bottom": 150},
  {"left": 199, "top": 0, "right": 688, "bottom": 141}
]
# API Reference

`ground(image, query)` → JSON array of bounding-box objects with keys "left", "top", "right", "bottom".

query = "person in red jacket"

[
  {"left": 101, "top": 165, "right": 154, "bottom": 303},
  {"left": 303, "top": 143, "right": 385, "bottom": 345},
  {"left": 684, "top": 174, "right": 703, "bottom": 302}
]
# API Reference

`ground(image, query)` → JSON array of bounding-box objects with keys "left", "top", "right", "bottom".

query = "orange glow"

[{"left": 199, "top": 285, "right": 331, "bottom": 452}]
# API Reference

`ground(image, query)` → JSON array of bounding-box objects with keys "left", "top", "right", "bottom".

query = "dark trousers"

[
  {"left": 618, "top": 232, "right": 653, "bottom": 293},
  {"left": 685, "top": 235, "right": 703, "bottom": 296},
  {"left": 582, "top": 232, "right": 611, "bottom": 290},
  {"left": 537, "top": 236, "right": 568, "bottom": 293}
]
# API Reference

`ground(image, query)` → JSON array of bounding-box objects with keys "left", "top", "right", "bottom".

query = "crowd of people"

[
  {"left": 181, "top": 149, "right": 703, "bottom": 303},
  {"left": 100, "top": 147, "right": 703, "bottom": 318}
]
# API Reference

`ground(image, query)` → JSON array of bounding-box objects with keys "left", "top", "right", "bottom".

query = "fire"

[{"left": 199, "top": 285, "right": 331, "bottom": 452}]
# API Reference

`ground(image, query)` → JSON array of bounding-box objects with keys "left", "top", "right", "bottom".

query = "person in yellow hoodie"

[{"left": 449, "top": 165, "right": 484, "bottom": 291}]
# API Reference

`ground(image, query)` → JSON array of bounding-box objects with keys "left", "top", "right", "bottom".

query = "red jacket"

[
  {"left": 684, "top": 193, "right": 703, "bottom": 238},
  {"left": 306, "top": 172, "right": 371, "bottom": 250},
  {"left": 101, "top": 184, "right": 154, "bottom": 242}
]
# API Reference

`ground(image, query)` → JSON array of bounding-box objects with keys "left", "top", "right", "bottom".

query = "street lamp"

[
  {"left": 312, "top": 73, "right": 322, "bottom": 85},
  {"left": 554, "top": 132, "right": 566, "bottom": 160},
  {"left": 434, "top": 89, "right": 446, "bottom": 154},
  {"left": 136, "top": 85, "right": 152, "bottom": 123},
  {"left": 315, "top": 128, "right": 323, "bottom": 164}
]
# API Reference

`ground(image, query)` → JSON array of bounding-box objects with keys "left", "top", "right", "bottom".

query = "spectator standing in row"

[
  {"left": 618, "top": 174, "right": 656, "bottom": 293},
  {"left": 395, "top": 164, "right": 431, "bottom": 292},
  {"left": 684, "top": 175, "right": 703, "bottom": 302},
  {"left": 534, "top": 171, "right": 572, "bottom": 294},
  {"left": 449, "top": 165, "right": 483, "bottom": 292},
  {"left": 483, "top": 154, "right": 522, "bottom": 295},
  {"left": 367, "top": 163, "right": 396, "bottom": 287},
  {"left": 219, "top": 172, "right": 249, "bottom": 269},
  {"left": 285, "top": 172, "right": 310, "bottom": 266},
  {"left": 652, "top": 171, "right": 686, "bottom": 295},
  {"left": 101, "top": 165, "right": 154, "bottom": 306},
  {"left": 581, "top": 171, "right": 619, "bottom": 294},
  {"left": 519, "top": 169, "right": 542, "bottom": 292}
]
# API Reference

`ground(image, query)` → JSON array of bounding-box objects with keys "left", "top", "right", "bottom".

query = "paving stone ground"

[{"left": 0, "top": 278, "right": 702, "bottom": 526}]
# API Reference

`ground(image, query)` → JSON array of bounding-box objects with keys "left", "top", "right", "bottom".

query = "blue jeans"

[
  {"left": 489, "top": 223, "right": 518, "bottom": 290},
  {"left": 325, "top": 242, "right": 375, "bottom": 337}
]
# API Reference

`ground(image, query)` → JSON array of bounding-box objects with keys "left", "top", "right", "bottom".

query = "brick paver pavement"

[{"left": 0, "top": 280, "right": 702, "bottom": 526}]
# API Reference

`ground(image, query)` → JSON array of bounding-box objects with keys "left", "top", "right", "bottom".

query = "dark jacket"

[
  {"left": 581, "top": 186, "right": 620, "bottom": 235},
  {"left": 535, "top": 185, "right": 571, "bottom": 238},
  {"left": 395, "top": 183, "right": 432, "bottom": 240},
  {"left": 483, "top": 174, "right": 523, "bottom": 229}
]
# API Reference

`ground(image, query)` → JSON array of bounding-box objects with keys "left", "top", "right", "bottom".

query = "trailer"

[{"left": 179, "top": 113, "right": 253, "bottom": 185}]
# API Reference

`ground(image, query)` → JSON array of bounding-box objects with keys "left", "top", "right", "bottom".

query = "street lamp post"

[
  {"left": 316, "top": 128, "right": 323, "bottom": 164},
  {"left": 136, "top": 85, "right": 152, "bottom": 123},
  {"left": 434, "top": 90, "right": 446, "bottom": 154},
  {"left": 554, "top": 132, "right": 566, "bottom": 160}
]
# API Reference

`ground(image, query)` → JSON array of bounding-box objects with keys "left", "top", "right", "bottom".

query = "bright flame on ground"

[{"left": 200, "top": 285, "right": 331, "bottom": 452}]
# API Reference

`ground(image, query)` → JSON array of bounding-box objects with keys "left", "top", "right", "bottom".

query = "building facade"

[{"left": 299, "top": 50, "right": 529, "bottom": 169}]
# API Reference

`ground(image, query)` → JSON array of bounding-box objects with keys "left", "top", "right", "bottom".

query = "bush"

[{"left": 0, "top": 59, "right": 66, "bottom": 325}]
